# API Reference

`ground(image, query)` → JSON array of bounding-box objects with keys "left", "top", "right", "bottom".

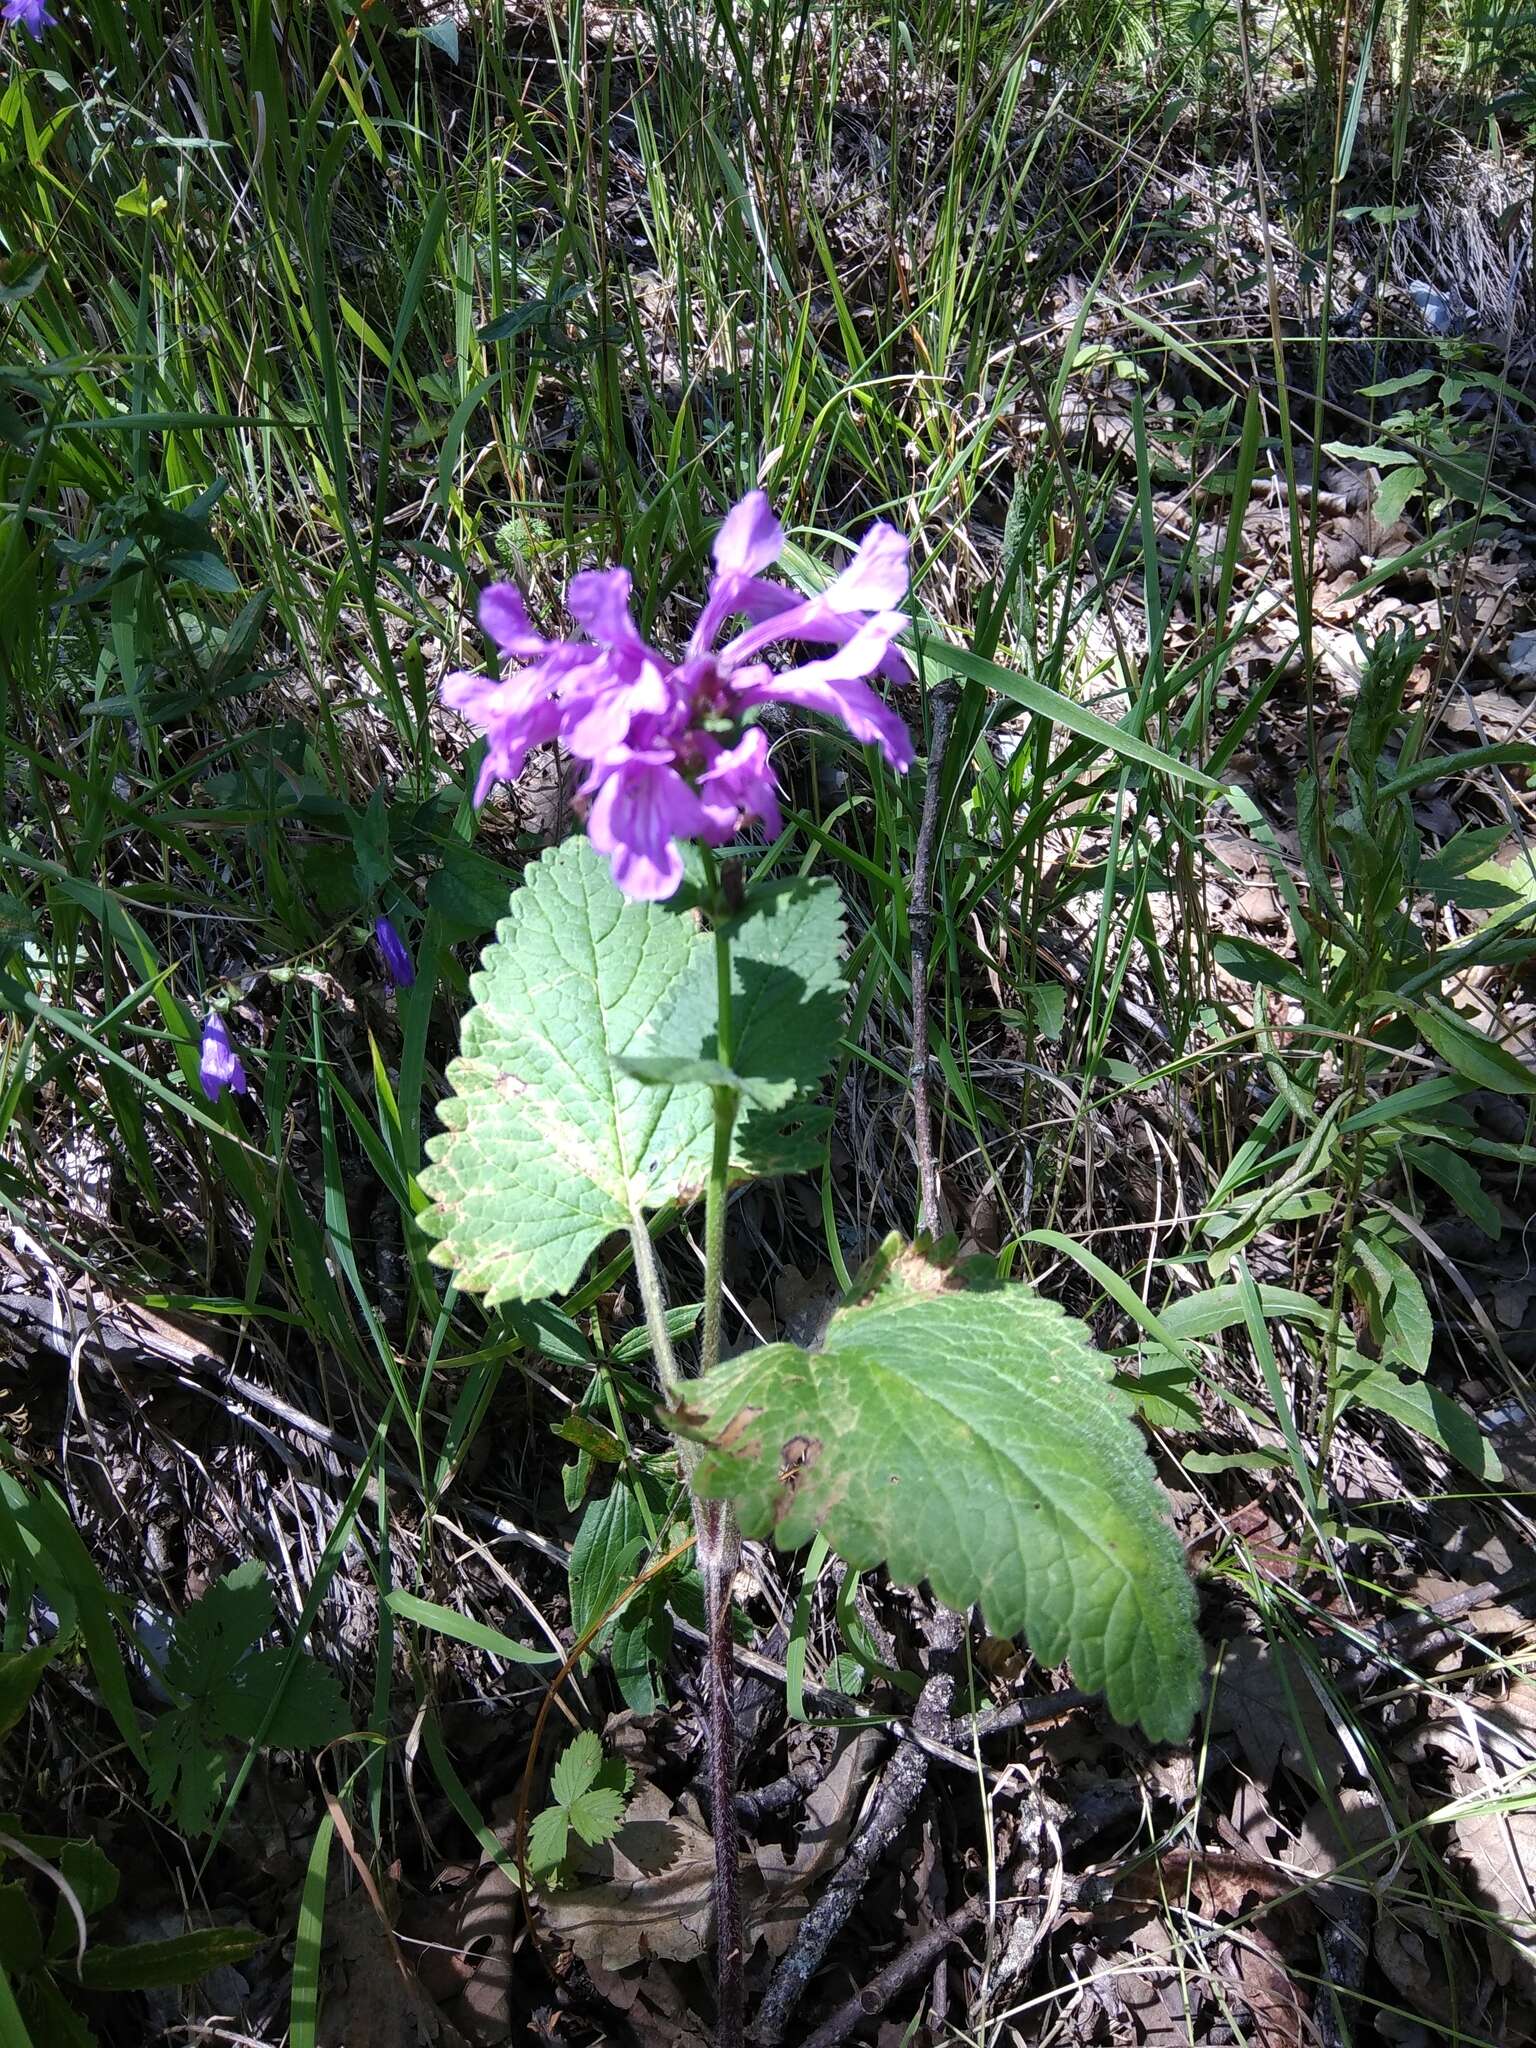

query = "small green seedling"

[{"left": 528, "top": 1730, "right": 635, "bottom": 1885}]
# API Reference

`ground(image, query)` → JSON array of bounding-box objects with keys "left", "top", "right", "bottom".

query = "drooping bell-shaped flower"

[
  {"left": 374, "top": 915, "right": 415, "bottom": 990},
  {"left": 199, "top": 1013, "right": 247, "bottom": 1104},
  {"left": 2, "top": 0, "right": 55, "bottom": 38}
]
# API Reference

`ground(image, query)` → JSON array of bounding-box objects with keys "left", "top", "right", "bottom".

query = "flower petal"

[
  {"left": 199, "top": 1013, "right": 248, "bottom": 1104},
  {"left": 567, "top": 568, "right": 649, "bottom": 653},
  {"left": 585, "top": 753, "right": 708, "bottom": 901},
  {"left": 733, "top": 618, "right": 914, "bottom": 769},
  {"left": 697, "top": 726, "right": 783, "bottom": 843},
  {"left": 478, "top": 583, "right": 549, "bottom": 661},
  {"left": 822, "top": 521, "right": 909, "bottom": 612},
  {"left": 712, "top": 491, "right": 784, "bottom": 577}
]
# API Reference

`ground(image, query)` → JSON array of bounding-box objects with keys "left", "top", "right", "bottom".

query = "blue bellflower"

[
  {"left": 3, "top": 0, "right": 56, "bottom": 39},
  {"left": 375, "top": 915, "right": 415, "bottom": 989},
  {"left": 199, "top": 1013, "right": 247, "bottom": 1104}
]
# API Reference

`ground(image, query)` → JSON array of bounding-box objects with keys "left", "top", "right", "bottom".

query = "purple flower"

[
  {"left": 442, "top": 492, "right": 913, "bottom": 899},
  {"left": 199, "top": 1013, "right": 247, "bottom": 1105},
  {"left": 2, "top": 0, "right": 54, "bottom": 37},
  {"left": 374, "top": 915, "right": 415, "bottom": 989}
]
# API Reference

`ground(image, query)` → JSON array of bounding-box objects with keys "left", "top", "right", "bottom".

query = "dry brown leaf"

[
  {"left": 1440, "top": 689, "right": 1534, "bottom": 742},
  {"left": 1223, "top": 1926, "right": 1306, "bottom": 2048},
  {"left": 540, "top": 1783, "right": 723, "bottom": 1971},
  {"left": 1285, "top": 1786, "right": 1395, "bottom": 1919},
  {"left": 317, "top": 1889, "right": 471, "bottom": 2048},
  {"left": 753, "top": 1726, "right": 883, "bottom": 1955},
  {"left": 1211, "top": 1636, "right": 1350, "bottom": 1786}
]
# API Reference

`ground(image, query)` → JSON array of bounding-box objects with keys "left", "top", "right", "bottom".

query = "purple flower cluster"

[
  {"left": 443, "top": 492, "right": 914, "bottom": 900},
  {"left": 2, "top": 0, "right": 54, "bottom": 38}
]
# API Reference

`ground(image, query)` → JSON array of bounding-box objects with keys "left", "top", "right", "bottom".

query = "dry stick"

[
  {"left": 752, "top": 1607, "right": 963, "bottom": 2045},
  {"left": 907, "top": 677, "right": 961, "bottom": 1238},
  {"left": 797, "top": 1893, "right": 987, "bottom": 2048}
]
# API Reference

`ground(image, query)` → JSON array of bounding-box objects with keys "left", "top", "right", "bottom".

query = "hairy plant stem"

[
  {"left": 632, "top": 865, "right": 745, "bottom": 2048},
  {"left": 701, "top": 906, "right": 745, "bottom": 2048}
]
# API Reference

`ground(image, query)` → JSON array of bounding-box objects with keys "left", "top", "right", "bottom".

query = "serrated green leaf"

[
  {"left": 566, "top": 1786, "right": 629, "bottom": 1847},
  {"left": 165, "top": 1563, "right": 272, "bottom": 1699},
  {"left": 609, "top": 1586, "right": 671, "bottom": 1714},
  {"left": 568, "top": 1476, "right": 657, "bottom": 1659},
  {"left": 527, "top": 1804, "right": 569, "bottom": 1876},
  {"left": 625, "top": 877, "right": 846, "bottom": 1114},
  {"left": 682, "top": 1238, "right": 1203, "bottom": 1742},
  {"left": 73, "top": 1925, "right": 263, "bottom": 1991},
  {"left": 1339, "top": 1362, "right": 1501, "bottom": 1481},
  {"left": 209, "top": 1650, "right": 349, "bottom": 1750},
  {"left": 419, "top": 837, "right": 716, "bottom": 1304},
  {"left": 145, "top": 1708, "right": 228, "bottom": 1836},
  {"left": 551, "top": 1730, "right": 603, "bottom": 1807}
]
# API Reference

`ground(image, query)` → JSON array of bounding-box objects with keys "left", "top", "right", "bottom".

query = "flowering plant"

[{"left": 422, "top": 497, "right": 1200, "bottom": 2046}]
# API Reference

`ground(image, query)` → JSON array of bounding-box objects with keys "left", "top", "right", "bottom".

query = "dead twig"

[
  {"left": 751, "top": 1606, "right": 964, "bottom": 2044},
  {"left": 797, "top": 1892, "right": 986, "bottom": 2048}
]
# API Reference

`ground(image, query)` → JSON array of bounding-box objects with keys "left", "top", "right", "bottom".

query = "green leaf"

[
  {"left": 1408, "top": 1141, "right": 1501, "bottom": 1240},
  {"left": 1339, "top": 1363, "right": 1502, "bottom": 1482},
  {"left": 917, "top": 642, "right": 1220, "bottom": 789},
  {"left": 145, "top": 1707, "right": 228, "bottom": 1836},
  {"left": 47, "top": 1843, "right": 117, "bottom": 1957},
  {"left": 608, "top": 1586, "right": 671, "bottom": 1713},
  {"left": 419, "top": 837, "right": 716, "bottom": 1304},
  {"left": 1182, "top": 1449, "right": 1289, "bottom": 1474},
  {"left": 73, "top": 1925, "right": 264, "bottom": 1992},
  {"left": 1347, "top": 1223, "right": 1432, "bottom": 1376},
  {"left": 568, "top": 1475, "right": 659, "bottom": 1657},
  {"left": 1322, "top": 440, "right": 1421, "bottom": 466},
  {"left": 526, "top": 1805, "right": 569, "bottom": 1876},
  {"left": 681, "top": 1238, "right": 1203, "bottom": 1741},
  {"left": 1371, "top": 463, "right": 1425, "bottom": 528},
  {"left": 0, "top": 1645, "right": 56, "bottom": 1740},
  {"left": 551, "top": 1730, "right": 603, "bottom": 1808},
  {"left": 350, "top": 788, "right": 393, "bottom": 899},
  {"left": 566, "top": 1786, "right": 628, "bottom": 1847},
  {"left": 20, "top": 1969, "right": 95, "bottom": 2048},
  {"left": 999, "top": 983, "right": 1065, "bottom": 1040},
  {"left": 383, "top": 1590, "right": 557, "bottom": 1666},
  {"left": 611, "top": 1304, "right": 700, "bottom": 1363},
  {"left": 209, "top": 1651, "right": 349, "bottom": 1749},
  {"left": 0, "top": 1883, "right": 44, "bottom": 1975},
  {"left": 165, "top": 1564, "right": 272, "bottom": 1699},
  {"left": 624, "top": 878, "right": 846, "bottom": 1115},
  {"left": 1415, "top": 1001, "right": 1536, "bottom": 1096},
  {"left": 0, "top": 1475, "right": 145, "bottom": 1767},
  {"left": 1358, "top": 368, "right": 1434, "bottom": 396}
]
